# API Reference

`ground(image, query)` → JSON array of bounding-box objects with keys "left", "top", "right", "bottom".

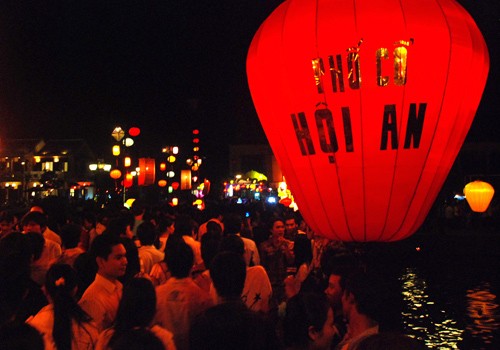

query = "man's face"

[
  {"left": 97, "top": 244, "right": 128, "bottom": 280},
  {"left": 23, "top": 221, "right": 43, "bottom": 234},
  {"left": 285, "top": 219, "right": 297, "bottom": 234},
  {"left": 271, "top": 220, "right": 285, "bottom": 238},
  {"left": 325, "top": 274, "right": 343, "bottom": 309}
]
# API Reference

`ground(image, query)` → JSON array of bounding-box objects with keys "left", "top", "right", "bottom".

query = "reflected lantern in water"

[
  {"left": 464, "top": 181, "right": 494, "bottom": 213},
  {"left": 246, "top": 0, "right": 489, "bottom": 241}
]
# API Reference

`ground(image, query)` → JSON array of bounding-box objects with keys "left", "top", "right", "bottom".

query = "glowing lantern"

[
  {"left": 124, "top": 173, "right": 133, "bottom": 188},
  {"left": 160, "top": 163, "right": 166, "bottom": 171},
  {"left": 172, "top": 181, "right": 180, "bottom": 190},
  {"left": 247, "top": 0, "right": 489, "bottom": 241},
  {"left": 110, "top": 169, "right": 122, "bottom": 180},
  {"left": 171, "top": 197, "right": 178, "bottom": 206},
  {"left": 124, "top": 138, "right": 134, "bottom": 147},
  {"left": 181, "top": 170, "right": 192, "bottom": 190},
  {"left": 124, "top": 157, "right": 131, "bottom": 168},
  {"left": 193, "top": 129, "right": 199, "bottom": 135},
  {"left": 158, "top": 179, "right": 167, "bottom": 187},
  {"left": 129, "top": 127, "right": 141, "bottom": 137},
  {"left": 112, "top": 145, "right": 121, "bottom": 156},
  {"left": 464, "top": 181, "right": 494, "bottom": 213},
  {"left": 138, "top": 158, "right": 156, "bottom": 186},
  {"left": 167, "top": 155, "right": 176, "bottom": 163},
  {"left": 111, "top": 127, "right": 125, "bottom": 142}
]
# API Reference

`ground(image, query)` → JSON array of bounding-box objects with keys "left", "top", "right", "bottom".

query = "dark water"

[{"left": 362, "top": 231, "right": 500, "bottom": 349}]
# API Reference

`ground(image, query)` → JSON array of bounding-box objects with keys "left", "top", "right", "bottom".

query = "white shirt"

[{"left": 78, "top": 273, "right": 122, "bottom": 333}]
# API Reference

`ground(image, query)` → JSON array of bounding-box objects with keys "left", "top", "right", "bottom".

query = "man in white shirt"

[
  {"left": 137, "top": 222, "right": 164, "bottom": 274},
  {"left": 79, "top": 234, "right": 128, "bottom": 332}
]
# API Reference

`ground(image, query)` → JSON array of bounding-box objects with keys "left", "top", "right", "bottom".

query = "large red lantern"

[
  {"left": 138, "top": 158, "right": 156, "bottom": 186},
  {"left": 247, "top": 0, "right": 489, "bottom": 241},
  {"left": 464, "top": 181, "right": 494, "bottom": 213}
]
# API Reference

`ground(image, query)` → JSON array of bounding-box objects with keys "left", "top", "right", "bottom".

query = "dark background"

[{"left": 0, "top": 0, "right": 497, "bottom": 183}]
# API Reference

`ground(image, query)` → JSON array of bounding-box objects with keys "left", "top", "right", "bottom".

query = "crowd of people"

[{"left": 0, "top": 198, "right": 428, "bottom": 349}]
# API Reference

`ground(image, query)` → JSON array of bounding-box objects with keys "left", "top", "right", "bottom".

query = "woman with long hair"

[
  {"left": 96, "top": 277, "right": 176, "bottom": 350},
  {"left": 27, "top": 264, "right": 98, "bottom": 350}
]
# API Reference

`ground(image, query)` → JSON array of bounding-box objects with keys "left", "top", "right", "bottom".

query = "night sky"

[{"left": 0, "top": 0, "right": 497, "bottom": 182}]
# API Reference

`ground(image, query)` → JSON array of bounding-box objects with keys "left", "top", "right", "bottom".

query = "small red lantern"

[
  {"left": 172, "top": 182, "right": 180, "bottom": 190},
  {"left": 279, "top": 197, "right": 292, "bottom": 207},
  {"left": 247, "top": 0, "right": 489, "bottom": 241},
  {"left": 160, "top": 163, "right": 167, "bottom": 171},
  {"left": 124, "top": 173, "right": 133, "bottom": 188},
  {"left": 464, "top": 181, "right": 495, "bottom": 213},
  {"left": 128, "top": 127, "right": 141, "bottom": 137},
  {"left": 110, "top": 169, "right": 122, "bottom": 180}
]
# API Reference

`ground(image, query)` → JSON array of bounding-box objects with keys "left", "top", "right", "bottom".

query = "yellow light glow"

[{"left": 112, "top": 145, "right": 120, "bottom": 156}]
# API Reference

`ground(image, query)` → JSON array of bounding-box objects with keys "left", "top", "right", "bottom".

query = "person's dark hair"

[
  {"left": 0, "top": 210, "right": 15, "bottom": 224},
  {"left": 284, "top": 292, "right": 331, "bottom": 348},
  {"left": 165, "top": 235, "right": 193, "bottom": 278},
  {"left": 104, "top": 216, "right": 131, "bottom": 239},
  {"left": 73, "top": 252, "right": 97, "bottom": 300},
  {"left": 24, "top": 232, "right": 45, "bottom": 261},
  {"left": 219, "top": 235, "right": 245, "bottom": 257},
  {"left": 109, "top": 278, "right": 157, "bottom": 348},
  {"left": 45, "top": 264, "right": 92, "bottom": 350},
  {"left": 352, "top": 332, "right": 427, "bottom": 350},
  {"left": 174, "top": 214, "right": 194, "bottom": 237},
  {"left": 157, "top": 216, "right": 174, "bottom": 233},
  {"left": 109, "top": 328, "right": 164, "bottom": 350},
  {"left": 90, "top": 233, "right": 122, "bottom": 260},
  {"left": 206, "top": 221, "right": 222, "bottom": 237},
  {"left": 131, "top": 200, "right": 146, "bottom": 217},
  {"left": 81, "top": 211, "right": 96, "bottom": 227},
  {"left": 210, "top": 251, "right": 246, "bottom": 300},
  {"left": 223, "top": 213, "right": 242, "bottom": 235},
  {"left": 293, "top": 234, "right": 313, "bottom": 269},
  {"left": 119, "top": 237, "right": 140, "bottom": 285},
  {"left": 320, "top": 247, "right": 358, "bottom": 287},
  {"left": 59, "top": 223, "right": 82, "bottom": 249},
  {"left": 0, "top": 232, "right": 32, "bottom": 324},
  {"left": 268, "top": 216, "right": 284, "bottom": 232},
  {"left": 0, "top": 322, "right": 44, "bottom": 350},
  {"left": 200, "top": 231, "right": 222, "bottom": 270},
  {"left": 343, "top": 270, "right": 385, "bottom": 322},
  {"left": 136, "top": 222, "right": 158, "bottom": 246},
  {"left": 21, "top": 211, "right": 47, "bottom": 229}
]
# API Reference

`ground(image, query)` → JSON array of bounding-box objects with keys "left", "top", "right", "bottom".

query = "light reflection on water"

[
  {"left": 400, "top": 267, "right": 465, "bottom": 349},
  {"left": 466, "top": 283, "right": 500, "bottom": 347}
]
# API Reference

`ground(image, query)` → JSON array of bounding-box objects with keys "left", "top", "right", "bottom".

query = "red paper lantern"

[
  {"left": 247, "top": 0, "right": 489, "bottom": 241},
  {"left": 171, "top": 181, "right": 180, "bottom": 190},
  {"left": 124, "top": 173, "right": 134, "bottom": 188},
  {"left": 464, "top": 181, "right": 494, "bottom": 213},
  {"left": 138, "top": 158, "right": 156, "bottom": 186},
  {"left": 128, "top": 127, "right": 141, "bottom": 137}
]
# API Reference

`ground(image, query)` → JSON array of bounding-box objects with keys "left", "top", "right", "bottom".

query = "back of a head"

[
  {"left": 165, "top": 236, "right": 193, "bottom": 278},
  {"left": 284, "top": 292, "right": 331, "bottom": 348},
  {"left": 223, "top": 212, "right": 242, "bottom": 235},
  {"left": 344, "top": 270, "right": 386, "bottom": 322},
  {"left": 59, "top": 223, "right": 82, "bottom": 249},
  {"left": 201, "top": 231, "right": 222, "bottom": 270},
  {"left": 293, "top": 234, "right": 313, "bottom": 267},
  {"left": 21, "top": 211, "right": 47, "bottom": 230},
  {"left": 219, "top": 235, "right": 245, "bottom": 257},
  {"left": 210, "top": 251, "right": 246, "bottom": 300},
  {"left": 114, "top": 278, "right": 156, "bottom": 331},
  {"left": 104, "top": 216, "right": 130, "bottom": 238},
  {"left": 174, "top": 214, "right": 194, "bottom": 237},
  {"left": 136, "top": 222, "right": 157, "bottom": 246}
]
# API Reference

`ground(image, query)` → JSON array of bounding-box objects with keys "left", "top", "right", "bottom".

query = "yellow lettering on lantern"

[
  {"left": 347, "top": 39, "right": 363, "bottom": 89},
  {"left": 394, "top": 39, "right": 413, "bottom": 85},
  {"left": 312, "top": 58, "right": 325, "bottom": 94},
  {"left": 376, "top": 48, "right": 389, "bottom": 86}
]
